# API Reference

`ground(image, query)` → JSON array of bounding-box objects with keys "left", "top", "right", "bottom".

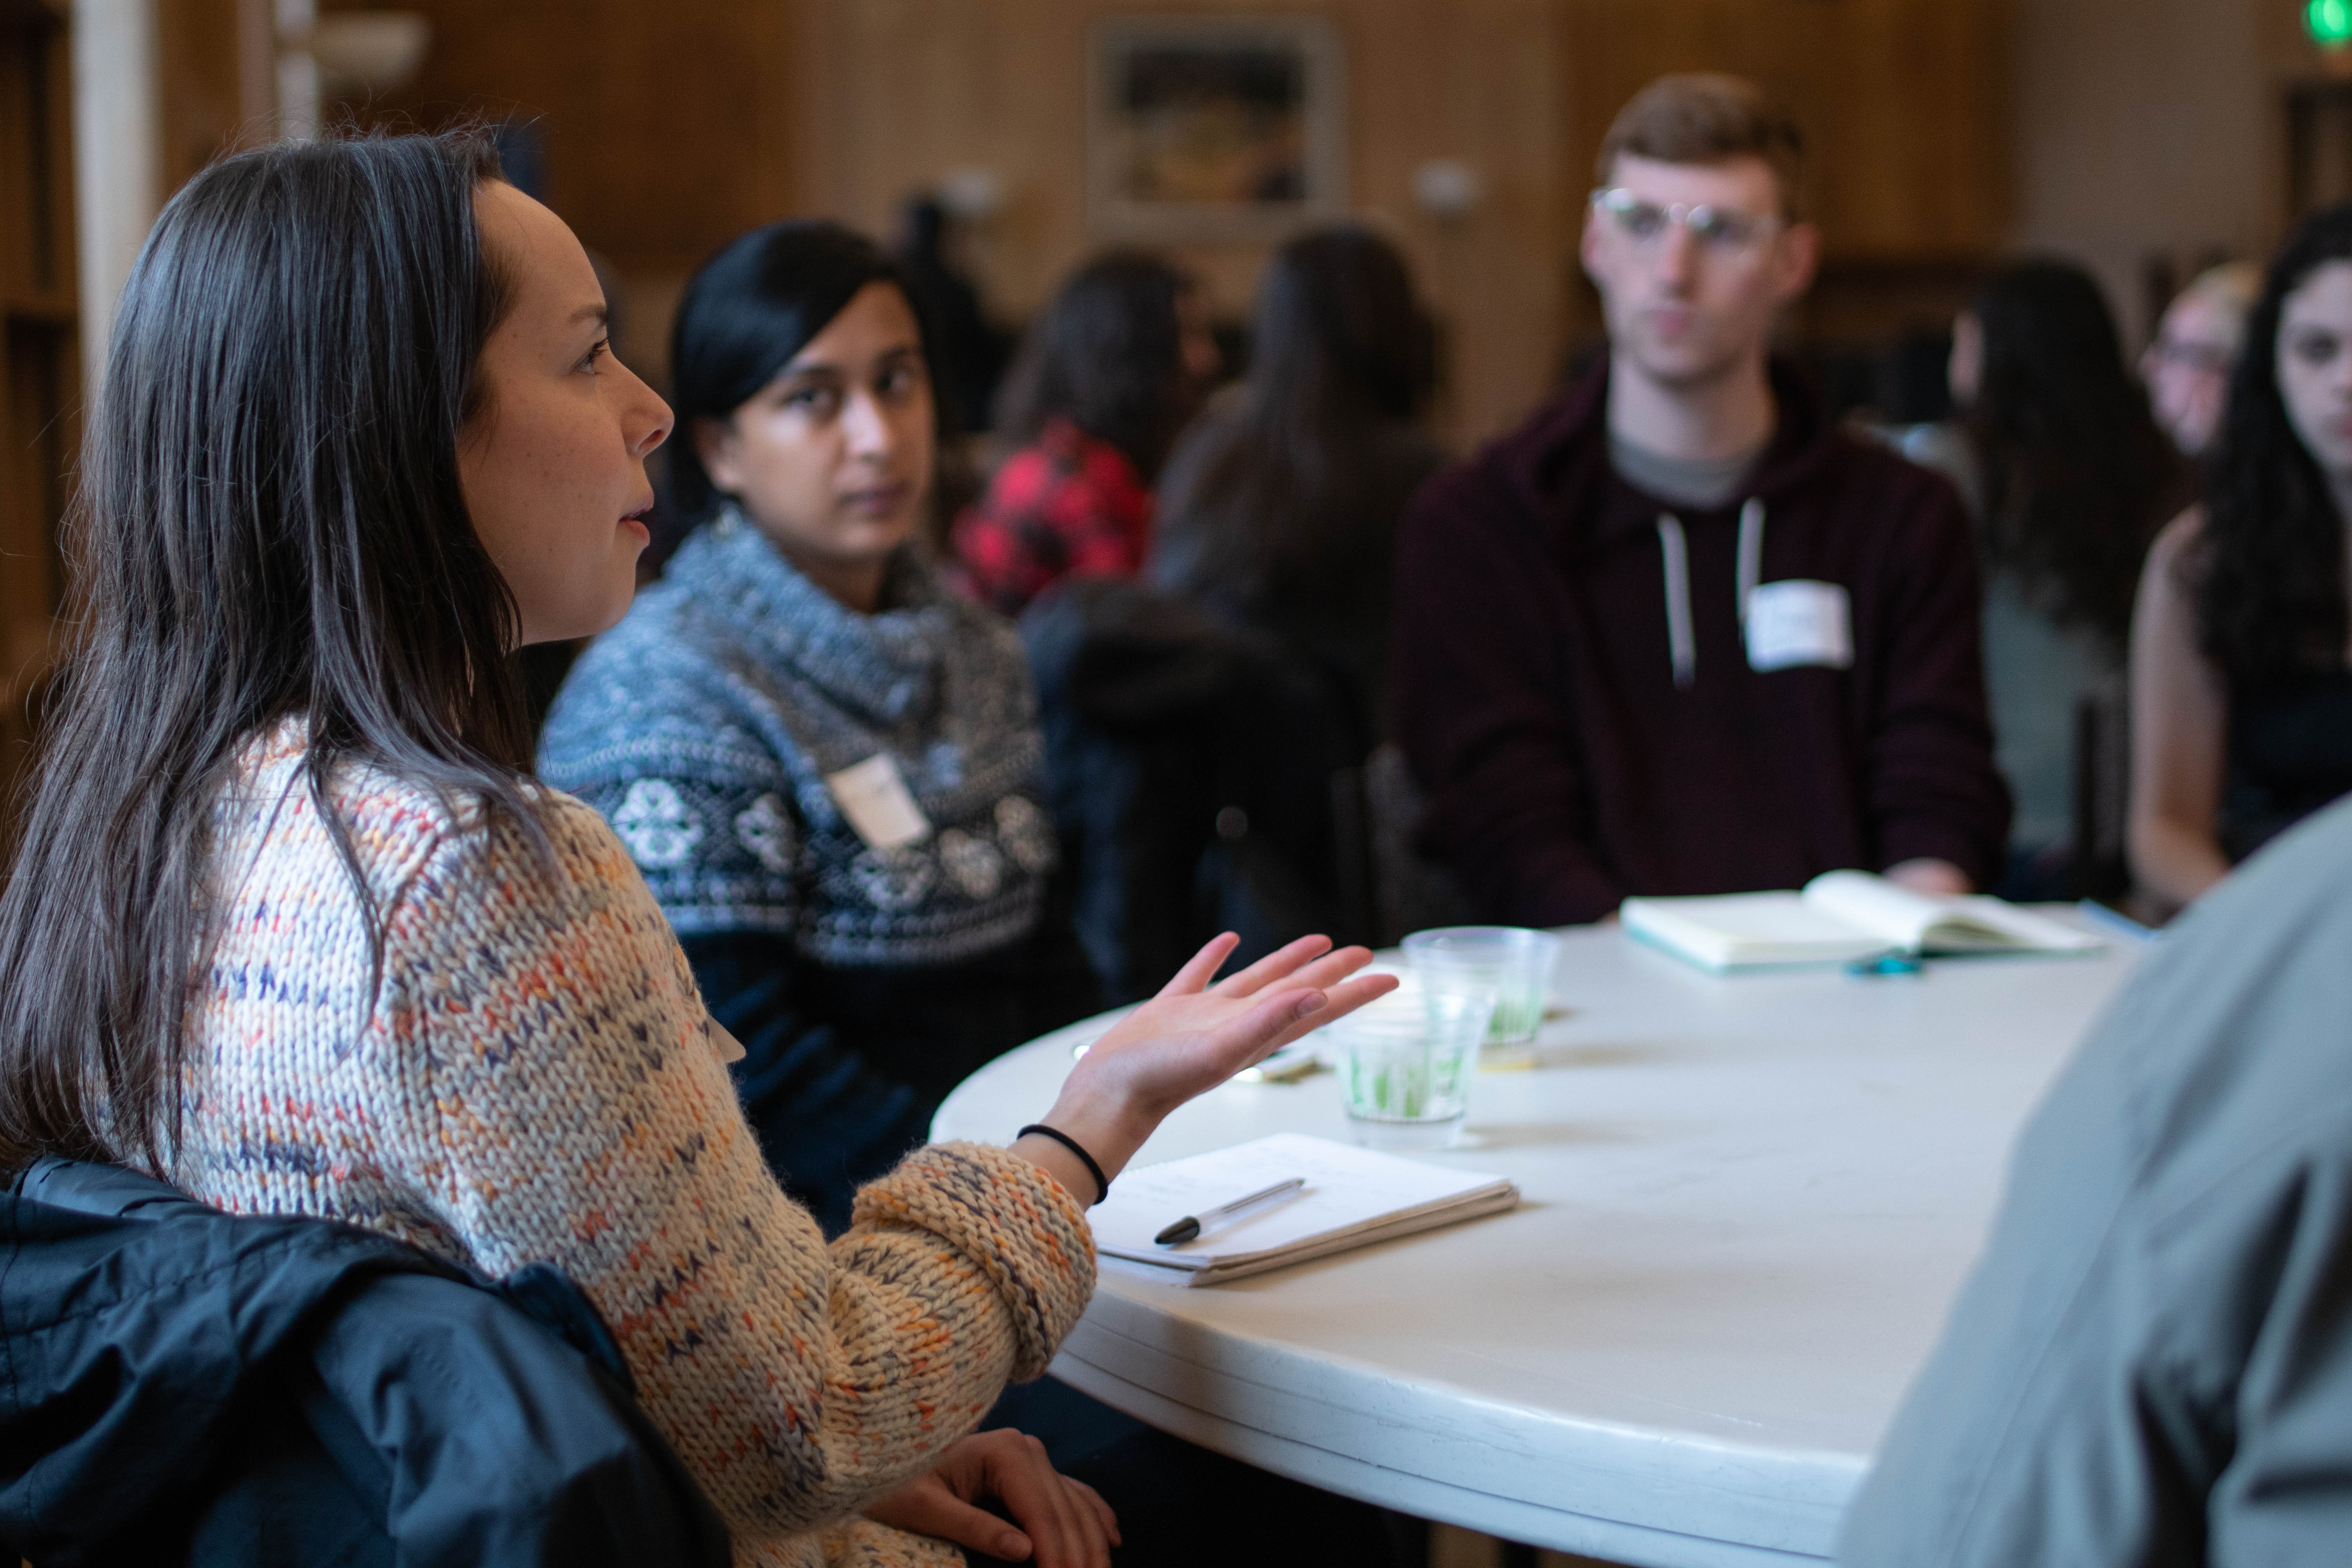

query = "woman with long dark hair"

[
  {"left": 1930, "top": 260, "right": 2184, "bottom": 892},
  {"left": 2131, "top": 203, "right": 2352, "bottom": 909},
  {"left": 951, "top": 251, "right": 1218, "bottom": 615},
  {"left": 0, "top": 131, "right": 1386, "bottom": 1564},
  {"left": 1149, "top": 225, "right": 1442, "bottom": 742},
  {"left": 539, "top": 221, "right": 1100, "bottom": 1236}
]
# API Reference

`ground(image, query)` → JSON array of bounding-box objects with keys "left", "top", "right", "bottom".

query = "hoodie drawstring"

[
  {"left": 1656, "top": 514, "right": 1695, "bottom": 689},
  {"left": 1736, "top": 499, "right": 1765, "bottom": 630},
  {"left": 1658, "top": 498, "right": 1768, "bottom": 689}
]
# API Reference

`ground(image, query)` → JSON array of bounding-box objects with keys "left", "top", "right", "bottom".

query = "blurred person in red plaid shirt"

[{"left": 953, "top": 252, "right": 1220, "bottom": 615}]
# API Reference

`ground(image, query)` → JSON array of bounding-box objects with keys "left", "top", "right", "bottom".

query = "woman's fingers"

[
  {"left": 886, "top": 1430, "right": 1112, "bottom": 1568},
  {"left": 1186, "top": 960, "right": 1402, "bottom": 1079},
  {"left": 1255, "top": 971, "right": 1400, "bottom": 1055},
  {"left": 1156, "top": 933, "right": 1370, "bottom": 1012},
  {"left": 1060, "top": 1473, "right": 1113, "bottom": 1566},
  {"left": 1059, "top": 938, "right": 1401, "bottom": 1158},
  {"left": 933, "top": 1489, "right": 1036, "bottom": 1562},
  {"left": 859, "top": 1468, "right": 1033, "bottom": 1562},
  {"left": 983, "top": 1432, "right": 1093, "bottom": 1568},
  {"left": 1329, "top": 972, "right": 1401, "bottom": 1009},
  {"left": 1157, "top": 931, "right": 1241, "bottom": 999},
  {"left": 1209, "top": 933, "right": 1335, "bottom": 997},
  {"left": 1065, "top": 1476, "right": 1121, "bottom": 1546},
  {"left": 1198, "top": 985, "right": 1336, "bottom": 1071},
  {"left": 1278, "top": 943, "right": 1379, "bottom": 995}
]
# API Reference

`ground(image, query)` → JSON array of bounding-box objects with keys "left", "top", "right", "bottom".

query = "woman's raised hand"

[{"left": 1014, "top": 933, "right": 1395, "bottom": 1200}]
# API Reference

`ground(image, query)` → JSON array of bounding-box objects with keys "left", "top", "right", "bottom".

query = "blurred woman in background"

[
  {"left": 2132, "top": 204, "right": 2352, "bottom": 909},
  {"left": 539, "top": 221, "right": 1098, "bottom": 1234},
  {"left": 952, "top": 250, "right": 1219, "bottom": 615},
  {"left": 1149, "top": 225, "right": 1443, "bottom": 744},
  {"left": 1897, "top": 260, "right": 2183, "bottom": 897}
]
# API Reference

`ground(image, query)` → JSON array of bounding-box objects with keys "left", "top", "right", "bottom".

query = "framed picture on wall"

[{"left": 1087, "top": 15, "right": 1347, "bottom": 241}]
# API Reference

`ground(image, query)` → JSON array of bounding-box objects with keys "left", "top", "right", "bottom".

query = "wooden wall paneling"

[
  {"left": 1818, "top": 0, "right": 2007, "bottom": 258},
  {"left": 5, "top": 0, "right": 246, "bottom": 850},
  {"left": 1559, "top": 0, "right": 2006, "bottom": 262},
  {"left": 2194, "top": 1, "right": 2289, "bottom": 258},
  {"left": 792, "top": 0, "right": 1573, "bottom": 447},
  {"left": 283, "top": 0, "right": 2015, "bottom": 441},
  {"left": 154, "top": 0, "right": 252, "bottom": 191},
  {"left": 1559, "top": 0, "right": 1821, "bottom": 210},
  {"left": 1362, "top": 0, "right": 1572, "bottom": 440},
  {"left": 1555, "top": 0, "right": 2006, "bottom": 390},
  {"left": 2003, "top": 0, "right": 2271, "bottom": 353},
  {"left": 793, "top": 0, "right": 1097, "bottom": 323},
  {"left": 322, "top": 0, "right": 797, "bottom": 388}
]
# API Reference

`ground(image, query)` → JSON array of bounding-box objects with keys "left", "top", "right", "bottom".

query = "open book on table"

[
  {"left": 1619, "top": 869, "right": 2103, "bottom": 973},
  {"left": 1089, "top": 1133, "right": 1517, "bottom": 1287}
]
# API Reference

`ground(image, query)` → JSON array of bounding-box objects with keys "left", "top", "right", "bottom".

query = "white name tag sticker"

[
  {"left": 1745, "top": 579, "right": 1854, "bottom": 673},
  {"left": 823, "top": 753, "right": 931, "bottom": 849}
]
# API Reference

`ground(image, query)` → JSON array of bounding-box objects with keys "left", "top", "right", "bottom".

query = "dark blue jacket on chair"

[{"left": 0, "top": 1157, "right": 731, "bottom": 1568}]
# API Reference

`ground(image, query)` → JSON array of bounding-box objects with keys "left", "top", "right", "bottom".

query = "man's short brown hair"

[{"left": 1596, "top": 74, "right": 1807, "bottom": 220}]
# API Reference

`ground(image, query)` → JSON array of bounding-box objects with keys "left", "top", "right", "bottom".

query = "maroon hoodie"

[{"left": 1394, "top": 357, "right": 2009, "bottom": 926}]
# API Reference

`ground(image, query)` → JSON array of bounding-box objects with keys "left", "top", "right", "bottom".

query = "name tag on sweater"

[
  {"left": 1746, "top": 579, "right": 1854, "bottom": 672},
  {"left": 824, "top": 753, "right": 931, "bottom": 849}
]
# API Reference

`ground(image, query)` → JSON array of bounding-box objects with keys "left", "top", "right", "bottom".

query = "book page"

[
  {"left": 1089, "top": 1133, "right": 1510, "bottom": 1269},
  {"left": 1802, "top": 870, "right": 1945, "bottom": 947},
  {"left": 1803, "top": 872, "right": 2103, "bottom": 955},
  {"left": 1931, "top": 896, "right": 2104, "bottom": 953},
  {"left": 1097, "top": 1185, "right": 1524, "bottom": 1287},
  {"left": 1622, "top": 893, "right": 1886, "bottom": 967}
]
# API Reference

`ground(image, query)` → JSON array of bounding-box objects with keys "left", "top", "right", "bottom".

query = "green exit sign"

[{"left": 2312, "top": 0, "right": 2352, "bottom": 48}]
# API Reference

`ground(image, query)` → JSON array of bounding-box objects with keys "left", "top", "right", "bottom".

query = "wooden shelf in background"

[
  {"left": 3, "top": 0, "right": 78, "bottom": 854},
  {"left": 3, "top": 615, "right": 57, "bottom": 711},
  {"left": 3, "top": 294, "right": 74, "bottom": 326}
]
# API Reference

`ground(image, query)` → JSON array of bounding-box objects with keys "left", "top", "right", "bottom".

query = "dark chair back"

[
  {"left": 1359, "top": 743, "right": 1475, "bottom": 946},
  {"left": 2070, "top": 676, "right": 2131, "bottom": 901},
  {"left": 1024, "top": 578, "right": 1376, "bottom": 1000}
]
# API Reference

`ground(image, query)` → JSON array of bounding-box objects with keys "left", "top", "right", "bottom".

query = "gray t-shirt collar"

[{"left": 1608, "top": 428, "right": 1771, "bottom": 511}]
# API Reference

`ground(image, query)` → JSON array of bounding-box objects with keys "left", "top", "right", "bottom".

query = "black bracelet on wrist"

[{"left": 1016, "top": 1123, "right": 1109, "bottom": 1206}]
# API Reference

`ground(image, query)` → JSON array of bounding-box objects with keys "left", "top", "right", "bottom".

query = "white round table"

[{"left": 932, "top": 926, "right": 2142, "bottom": 1568}]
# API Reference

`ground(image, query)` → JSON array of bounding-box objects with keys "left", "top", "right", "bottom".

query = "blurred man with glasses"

[
  {"left": 1394, "top": 74, "right": 2008, "bottom": 926},
  {"left": 2141, "top": 261, "right": 2260, "bottom": 459}
]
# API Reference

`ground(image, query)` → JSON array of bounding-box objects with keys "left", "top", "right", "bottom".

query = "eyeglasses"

[
  {"left": 2143, "top": 334, "right": 2233, "bottom": 376},
  {"left": 1590, "top": 187, "right": 1784, "bottom": 257}
]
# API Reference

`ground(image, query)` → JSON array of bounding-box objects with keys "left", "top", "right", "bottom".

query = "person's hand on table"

[
  {"left": 862, "top": 1428, "right": 1117, "bottom": 1568},
  {"left": 1015, "top": 933, "right": 1395, "bottom": 1201},
  {"left": 1883, "top": 858, "right": 1972, "bottom": 898}
]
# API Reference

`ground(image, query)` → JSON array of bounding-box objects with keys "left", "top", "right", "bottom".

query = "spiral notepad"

[{"left": 1087, "top": 1133, "right": 1517, "bottom": 1287}]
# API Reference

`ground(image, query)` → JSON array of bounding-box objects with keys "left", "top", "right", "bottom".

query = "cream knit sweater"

[{"left": 163, "top": 723, "right": 1096, "bottom": 1566}]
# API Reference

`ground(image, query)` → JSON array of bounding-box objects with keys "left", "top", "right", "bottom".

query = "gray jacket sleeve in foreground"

[{"left": 1839, "top": 795, "right": 2352, "bottom": 1568}]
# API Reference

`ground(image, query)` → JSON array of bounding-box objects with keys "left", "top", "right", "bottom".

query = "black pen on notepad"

[{"left": 1153, "top": 1177, "right": 1307, "bottom": 1246}]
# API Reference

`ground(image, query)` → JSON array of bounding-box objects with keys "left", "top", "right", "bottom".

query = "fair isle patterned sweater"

[
  {"left": 162, "top": 721, "right": 1096, "bottom": 1568},
  {"left": 538, "top": 513, "right": 1058, "bottom": 964}
]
